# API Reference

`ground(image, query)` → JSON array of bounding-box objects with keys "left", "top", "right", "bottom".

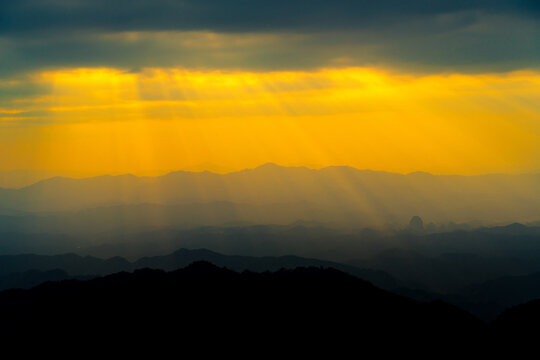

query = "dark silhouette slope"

[
  {"left": 0, "top": 248, "right": 398, "bottom": 291},
  {"left": 493, "top": 299, "right": 540, "bottom": 345},
  {"left": 0, "top": 253, "right": 131, "bottom": 277},
  {"left": 0, "top": 269, "right": 71, "bottom": 290},
  {"left": 465, "top": 272, "right": 540, "bottom": 308},
  {"left": 0, "top": 262, "right": 485, "bottom": 351},
  {"left": 134, "top": 248, "right": 398, "bottom": 289},
  {"left": 495, "top": 299, "right": 540, "bottom": 329}
]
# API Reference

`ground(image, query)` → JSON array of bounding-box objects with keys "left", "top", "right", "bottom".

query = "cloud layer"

[
  {"left": 0, "top": 0, "right": 539, "bottom": 74},
  {"left": 2, "top": 0, "right": 539, "bottom": 33}
]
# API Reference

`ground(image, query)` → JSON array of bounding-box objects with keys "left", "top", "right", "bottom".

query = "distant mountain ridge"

[
  {"left": 1, "top": 164, "right": 539, "bottom": 227},
  {"left": 0, "top": 248, "right": 398, "bottom": 291},
  {"left": 134, "top": 248, "right": 398, "bottom": 289}
]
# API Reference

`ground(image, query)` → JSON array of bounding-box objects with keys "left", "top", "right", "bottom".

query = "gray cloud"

[
  {"left": 0, "top": 76, "right": 51, "bottom": 107},
  {"left": 1, "top": 0, "right": 538, "bottom": 34},
  {"left": 0, "top": 1, "right": 539, "bottom": 75}
]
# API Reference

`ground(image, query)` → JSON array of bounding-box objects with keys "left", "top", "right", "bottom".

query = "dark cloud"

[
  {"left": 1, "top": 0, "right": 538, "bottom": 34},
  {"left": 0, "top": 77, "right": 51, "bottom": 107},
  {"left": 0, "top": 0, "right": 538, "bottom": 74}
]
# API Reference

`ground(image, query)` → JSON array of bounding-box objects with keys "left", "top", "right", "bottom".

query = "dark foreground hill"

[
  {"left": 1, "top": 261, "right": 486, "bottom": 353},
  {"left": 491, "top": 299, "right": 540, "bottom": 347},
  {"left": 495, "top": 299, "right": 540, "bottom": 332}
]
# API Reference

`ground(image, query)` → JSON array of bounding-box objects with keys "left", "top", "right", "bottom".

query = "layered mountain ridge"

[{"left": 1, "top": 164, "right": 539, "bottom": 228}]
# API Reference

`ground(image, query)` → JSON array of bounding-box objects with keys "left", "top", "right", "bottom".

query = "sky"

[{"left": 1, "top": 0, "right": 539, "bottom": 175}]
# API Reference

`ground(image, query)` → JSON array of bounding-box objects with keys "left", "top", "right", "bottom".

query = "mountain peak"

[
  {"left": 255, "top": 163, "right": 282, "bottom": 170},
  {"left": 252, "top": 163, "right": 313, "bottom": 173},
  {"left": 173, "top": 248, "right": 221, "bottom": 257}
]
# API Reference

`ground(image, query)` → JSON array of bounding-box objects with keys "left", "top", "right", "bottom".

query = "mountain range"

[
  {"left": 1, "top": 164, "right": 539, "bottom": 228},
  {"left": 4, "top": 259, "right": 538, "bottom": 351},
  {"left": 4, "top": 246, "right": 540, "bottom": 322},
  {"left": 0, "top": 248, "right": 397, "bottom": 291},
  {"left": 1, "top": 261, "right": 487, "bottom": 352}
]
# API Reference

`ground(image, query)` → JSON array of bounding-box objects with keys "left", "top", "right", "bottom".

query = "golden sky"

[
  {"left": 1, "top": 2, "right": 540, "bottom": 177},
  {"left": 1, "top": 66, "right": 539, "bottom": 175}
]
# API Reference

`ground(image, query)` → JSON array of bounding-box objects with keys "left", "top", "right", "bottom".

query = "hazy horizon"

[{"left": 3, "top": 162, "right": 540, "bottom": 189}]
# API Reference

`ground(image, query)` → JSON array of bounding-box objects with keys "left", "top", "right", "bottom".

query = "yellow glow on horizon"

[{"left": 1, "top": 67, "right": 540, "bottom": 175}]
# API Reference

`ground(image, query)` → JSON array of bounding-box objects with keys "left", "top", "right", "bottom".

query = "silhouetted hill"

[
  {"left": 348, "top": 249, "right": 540, "bottom": 293},
  {"left": 0, "top": 248, "right": 399, "bottom": 291},
  {"left": 493, "top": 299, "right": 540, "bottom": 341},
  {"left": 2, "top": 213, "right": 540, "bottom": 262},
  {"left": 134, "top": 248, "right": 398, "bottom": 289},
  {"left": 465, "top": 272, "right": 540, "bottom": 308},
  {"left": 0, "top": 269, "right": 72, "bottom": 291},
  {"left": 0, "top": 170, "right": 86, "bottom": 189},
  {"left": 5, "top": 248, "right": 540, "bottom": 325},
  {"left": 0, "top": 253, "right": 131, "bottom": 276},
  {"left": 0, "top": 262, "right": 485, "bottom": 350}
]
